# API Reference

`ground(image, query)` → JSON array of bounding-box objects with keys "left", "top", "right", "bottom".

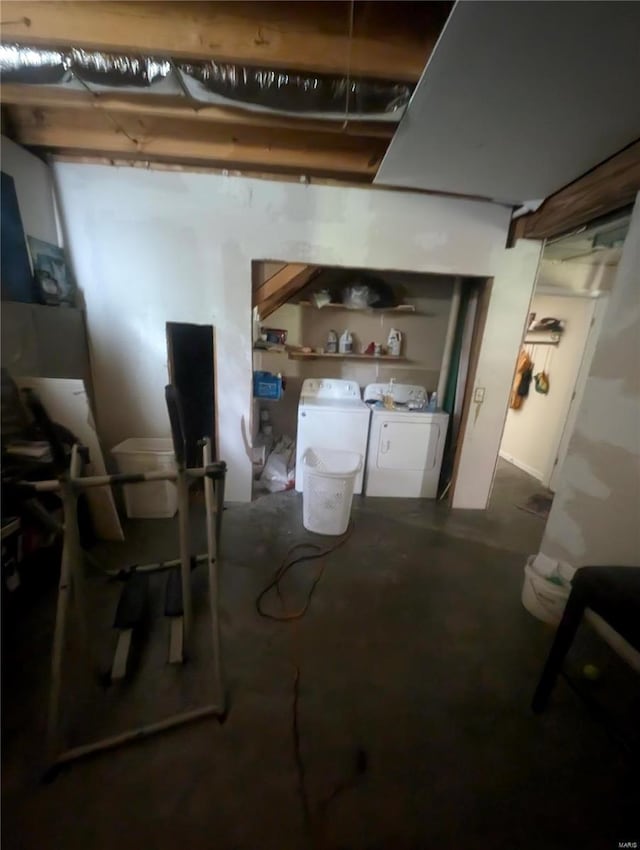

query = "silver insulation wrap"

[
  {"left": 0, "top": 44, "right": 180, "bottom": 93},
  {"left": 0, "top": 43, "right": 73, "bottom": 85},
  {"left": 0, "top": 44, "right": 412, "bottom": 121},
  {"left": 70, "top": 49, "right": 177, "bottom": 91},
  {"left": 177, "top": 61, "right": 412, "bottom": 121}
]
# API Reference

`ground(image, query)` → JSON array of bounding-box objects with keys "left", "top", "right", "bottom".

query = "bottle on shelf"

[
  {"left": 339, "top": 329, "right": 353, "bottom": 354},
  {"left": 387, "top": 328, "right": 402, "bottom": 356},
  {"left": 326, "top": 329, "right": 338, "bottom": 354}
]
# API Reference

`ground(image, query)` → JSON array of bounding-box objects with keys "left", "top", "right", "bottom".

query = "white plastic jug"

[
  {"left": 339, "top": 329, "right": 353, "bottom": 354},
  {"left": 387, "top": 328, "right": 402, "bottom": 356},
  {"left": 326, "top": 329, "right": 338, "bottom": 353}
]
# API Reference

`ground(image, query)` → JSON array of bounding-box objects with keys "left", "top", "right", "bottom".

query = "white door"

[
  {"left": 377, "top": 420, "right": 440, "bottom": 470},
  {"left": 548, "top": 294, "right": 609, "bottom": 491},
  {"left": 452, "top": 239, "right": 543, "bottom": 509}
]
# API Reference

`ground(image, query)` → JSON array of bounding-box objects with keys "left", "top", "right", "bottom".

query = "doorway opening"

[
  {"left": 250, "top": 261, "right": 490, "bottom": 501},
  {"left": 491, "top": 209, "right": 631, "bottom": 520}
]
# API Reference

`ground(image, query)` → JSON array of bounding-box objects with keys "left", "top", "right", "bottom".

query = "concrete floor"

[{"left": 3, "top": 461, "right": 639, "bottom": 849}]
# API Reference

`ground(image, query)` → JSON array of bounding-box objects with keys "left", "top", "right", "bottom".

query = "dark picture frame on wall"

[{"left": 27, "top": 237, "right": 76, "bottom": 306}]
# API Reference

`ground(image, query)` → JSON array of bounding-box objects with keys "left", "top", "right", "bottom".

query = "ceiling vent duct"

[{"left": 0, "top": 43, "right": 413, "bottom": 122}]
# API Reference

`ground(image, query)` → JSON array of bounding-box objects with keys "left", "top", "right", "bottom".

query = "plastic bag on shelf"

[{"left": 341, "top": 276, "right": 397, "bottom": 310}]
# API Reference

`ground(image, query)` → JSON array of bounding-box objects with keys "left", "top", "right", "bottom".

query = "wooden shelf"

[
  {"left": 297, "top": 301, "right": 427, "bottom": 315},
  {"left": 288, "top": 351, "right": 409, "bottom": 362}
]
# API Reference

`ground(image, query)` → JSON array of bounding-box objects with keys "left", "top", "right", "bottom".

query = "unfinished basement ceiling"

[
  {"left": 376, "top": 1, "right": 640, "bottom": 204},
  {"left": 0, "top": 1, "right": 451, "bottom": 182}
]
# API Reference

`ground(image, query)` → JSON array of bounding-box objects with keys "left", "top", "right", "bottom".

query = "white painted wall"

[
  {"left": 540, "top": 195, "right": 640, "bottom": 567},
  {"left": 53, "top": 162, "right": 512, "bottom": 501},
  {"left": 499, "top": 293, "right": 597, "bottom": 486},
  {"left": 1, "top": 136, "right": 59, "bottom": 246},
  {"left": 453, "top": 240, "right": 543, "bottom": 509},
  {"left": 537, "top": 258, "right": 617, "bottom": 293}
]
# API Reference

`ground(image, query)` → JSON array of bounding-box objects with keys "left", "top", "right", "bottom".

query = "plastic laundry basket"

[
  {"left": 302, "top": 448, "right": 361, "bottom": 535},
  {"left": 111, "top": 438, "right": 177, "bottom": 519}
]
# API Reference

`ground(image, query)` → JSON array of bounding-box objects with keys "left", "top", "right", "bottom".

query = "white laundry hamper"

[{"left": 302, "top": 448, "right": 362, "bottom": 535}]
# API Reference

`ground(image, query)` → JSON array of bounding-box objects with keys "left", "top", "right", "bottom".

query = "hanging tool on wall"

[
  {"left": 510, "top": 348, "right": 534, "bottom": 409},
  {"left": 535, "top": 346, "right": 552, "bottom": 394}
]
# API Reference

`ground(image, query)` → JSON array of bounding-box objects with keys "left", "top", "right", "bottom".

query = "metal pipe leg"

[
  {"left": 215, "top": 471, "right": 225, "bottom": 553},
  {"left": 203, "top": 440, "right": 224, "bottom": 707},
  {"left": 67, "top": 447, "right": 90, "bottom": 656},
  {"left": 46, "top": 487, "right": 76, "bottom": 764},
  {"left": 177, "top": 467, "right": 192, "bottom": 655}
]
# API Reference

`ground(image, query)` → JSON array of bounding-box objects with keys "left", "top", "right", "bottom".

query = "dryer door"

[{"left": 377, "top": 420, "right": 441, "bottom": 470}]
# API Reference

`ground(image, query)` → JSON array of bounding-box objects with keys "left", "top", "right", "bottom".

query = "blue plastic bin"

[{"left": 253, "top": 371, "right": 282, "bottom": 401}]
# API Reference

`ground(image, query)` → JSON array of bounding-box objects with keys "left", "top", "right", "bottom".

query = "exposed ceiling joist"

[
  {"left": 1, "top": 2, "right": 451, "bottom": 182},
  {"left": 7, "top": 103, "right": 386, "bottom": 179},
  {"left": 255, "top": 264, "right": 318, "bottom": 319},
  {"left": 2, "top": 1, "right": 444, "bottom": 82},
  {"left": 0, "top": 83, "right": 394, "bottom": 140},
  {"left": 513, "top": 141, "right": 640, "bottom": 240}
]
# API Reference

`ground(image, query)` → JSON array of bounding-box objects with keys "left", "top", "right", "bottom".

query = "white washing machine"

[
  {"left": 363, "top": 383, "right": 449, "bottom": 498},
  {"left": 295, "top": 379, "right": 370, "bottom": 494}
]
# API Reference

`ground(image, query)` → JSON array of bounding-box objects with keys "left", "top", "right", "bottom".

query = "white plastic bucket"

[
  {"left": 111, "top": 438, "right": 177, "bottom": 519},
  {"left": 521, "top": 556, "right": 572, "bottom": 625},
  {"left": 302, "top": 448, "right": 361, "bottom": 535}
]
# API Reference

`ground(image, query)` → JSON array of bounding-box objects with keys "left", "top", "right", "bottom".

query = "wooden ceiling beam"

[
  {"left": 513, "top": 141, "right": 640, "bottom": 240},
  {"left": 1, "top": 1, "right": 445, "bottom": 82},
  {"left": 0, "top": 84, "right": 394, "bottom": 140},
  {"left": 256, "top": 264, "right": 319, "bottom": 319},
  {"left": 6, "top": 103, "right": 386, "bottom": 178},
  {"left": 255, "top": 263, "right": 311, "bottom": 302}
]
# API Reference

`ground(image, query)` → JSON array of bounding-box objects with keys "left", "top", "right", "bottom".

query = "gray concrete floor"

[{"left": 3, "top": 461, "right": 639, "bottom": 849}]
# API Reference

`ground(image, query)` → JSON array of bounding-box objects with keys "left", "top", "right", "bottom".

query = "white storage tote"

[
  {"left": 302, "top": 448, "right": 361, "bottom": 535},
  {"left": 521, "top": 555, "right": 573, "bottom": 625},
  {"left": 111, "top": 438, "right": 177, "bottom": 519}
]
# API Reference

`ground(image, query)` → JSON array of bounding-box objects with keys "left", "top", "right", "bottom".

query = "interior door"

[
  {"left": 377, "top": 420, "right": 440, "bottom": 470},
  {"left": 548, "top": 295, "right": 608, "bottom": 491},
  {"left": 452, "top": 239, "right": 543, "bottom": 509}
]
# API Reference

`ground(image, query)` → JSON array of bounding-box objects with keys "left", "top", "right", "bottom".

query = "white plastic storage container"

[
  {"left": 111, "top": 438, "right": 177, "bottom": 519},
  {"left": 302, "top": 448, "right": 361, "bottom": 535},
  {"left": 521, "top": 555, "right": 573, "bottom": 625}
]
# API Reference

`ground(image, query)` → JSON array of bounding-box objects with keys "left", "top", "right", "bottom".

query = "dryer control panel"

[{"left": 300, "top": 378, "right": 361, "bottom": 400}]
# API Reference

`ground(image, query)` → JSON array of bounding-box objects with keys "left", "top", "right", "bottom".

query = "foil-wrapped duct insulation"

[
  {"left": 70, "top": 49, "right": 181, "bottom": 94},
  {"left": 0, "top": 43, "right": 75, "bottom": 86},
  {"left": 0, "top": 43, "right": 412, "bottom": 122},
  {"left": 0, "top": 44, "right": 181, "bottom": 94},
  {"left": 177, "top": 61, "right": 412, "bottom": 121}
]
